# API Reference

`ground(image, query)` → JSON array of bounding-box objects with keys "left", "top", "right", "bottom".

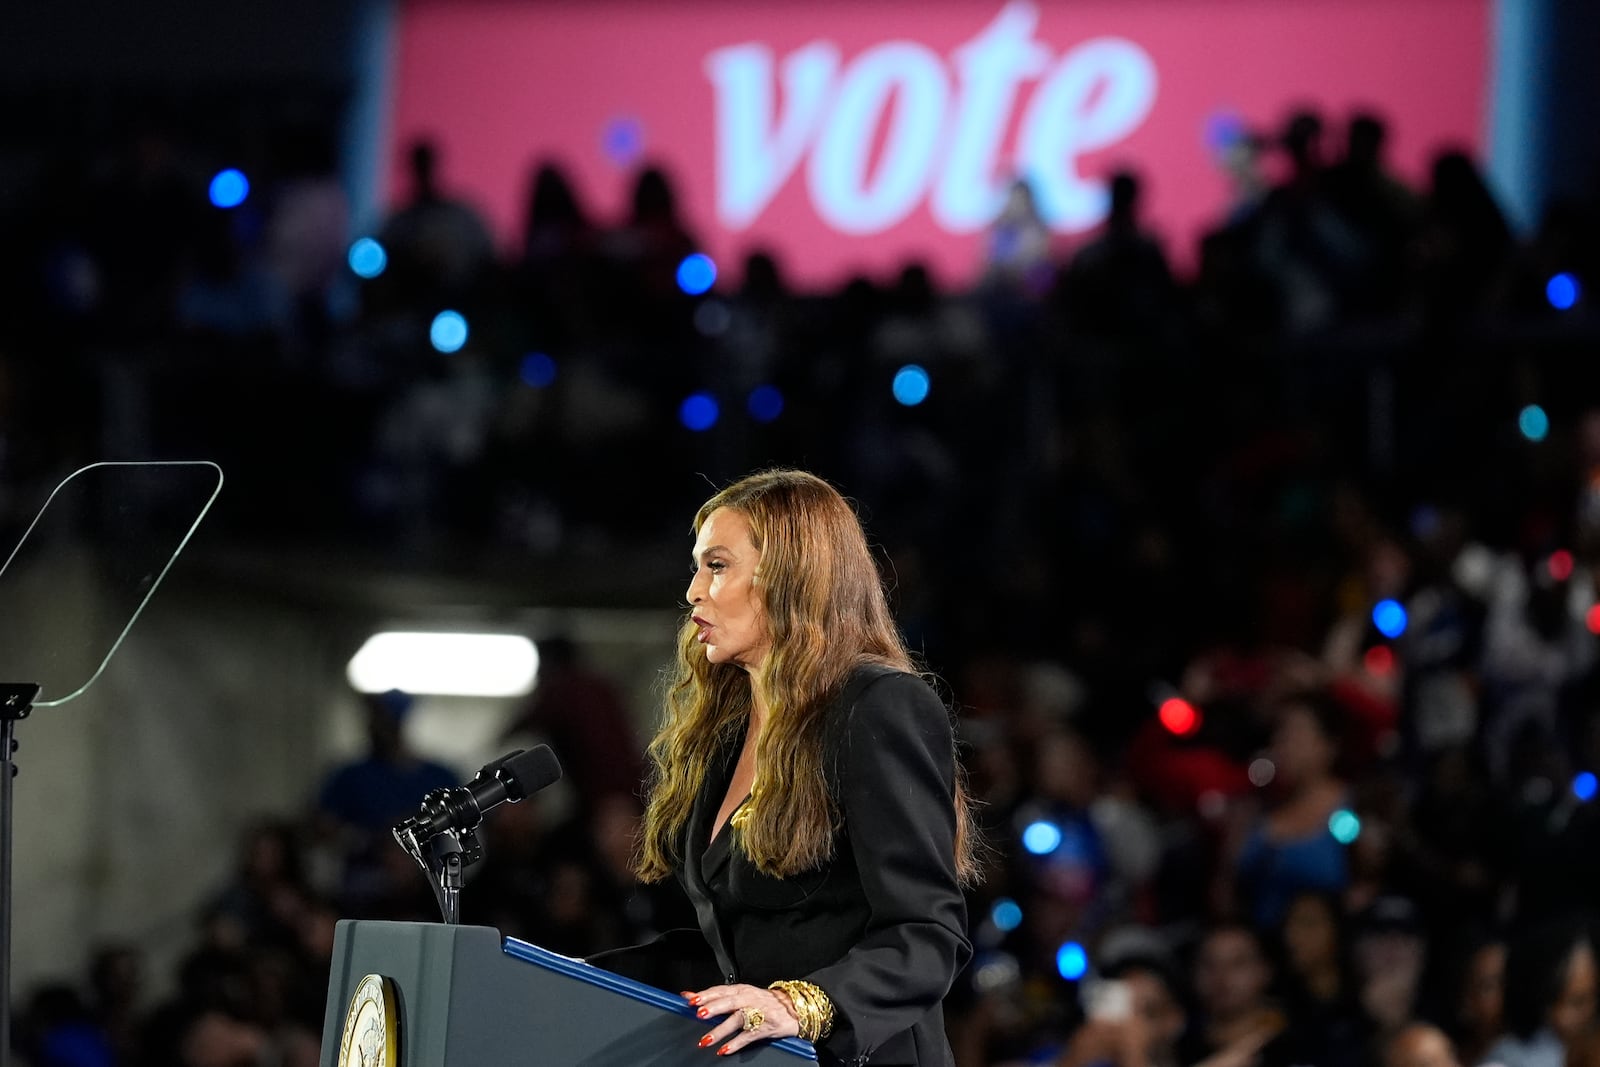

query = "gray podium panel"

[{"left": 321, "top": 920, "right": 817, "bottom": 1066}]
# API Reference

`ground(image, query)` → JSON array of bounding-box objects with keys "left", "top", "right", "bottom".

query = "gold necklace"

[{"left": 729, "top": 784, "right": 761, "bottom": 831}]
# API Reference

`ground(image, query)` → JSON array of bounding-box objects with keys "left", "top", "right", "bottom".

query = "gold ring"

[{"left": 741, "top": 1007, "right": 764, "bottom": 1032}]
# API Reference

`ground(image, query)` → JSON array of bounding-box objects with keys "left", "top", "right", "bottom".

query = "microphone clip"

[{"left": 393, "top": 748, "right": 559, "bottom": 925}]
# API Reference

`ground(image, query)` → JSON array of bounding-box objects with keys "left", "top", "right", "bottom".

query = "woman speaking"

[{"left": 608, "top": 469, "right": 977, "bottom": 1066}]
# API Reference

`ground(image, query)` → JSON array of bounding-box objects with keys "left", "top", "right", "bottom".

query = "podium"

[{"left": 320, "top": 920, "right": 818, "bottom": 1066}]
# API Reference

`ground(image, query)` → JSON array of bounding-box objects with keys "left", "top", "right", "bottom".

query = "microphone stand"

[
  {"left": 394, "top": 816, "right": 484, "bottom": 926},
  {"left": 0, "top": 683, "right": 41, "bottom": 1067},
  {"left": 431, "top": 833, "right": 465, "bottom": 925}
]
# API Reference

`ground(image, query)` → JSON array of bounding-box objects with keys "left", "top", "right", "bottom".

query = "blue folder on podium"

[{"left": 320, "top": 920, "right": 817, "bottom": 1066}]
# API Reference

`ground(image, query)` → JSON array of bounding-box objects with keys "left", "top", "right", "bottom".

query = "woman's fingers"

[
  {"left": 684, "top": 984, "right": 801, "bottom": 1054},
  {"left": 695, "top": 1013, "right": 745, "bottom": 1052}
]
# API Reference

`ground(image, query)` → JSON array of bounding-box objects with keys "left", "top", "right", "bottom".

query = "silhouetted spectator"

[
  {"left": 1354, "top": 896, "right": 1429, "bottom": 1047},
  {"left": 1449, "top": 934, "right": 1507, "bottom": 1066},
  {"left": 1225, "top": 690, "right": 1353, "bottom": 928},
  {"left": 499, "top": 636, "right": 643, "bottom": 816},
  {"left": 1405, "top": 747, "right": 1505, "bottom": 936},
  {"left": 1384, "top": 1023, "right": 1463, "bottom": 1067},
  {"left": 1061, "top": 170, "right": 1178, "bottom": 345},
  {"left": 89, "top": 943, "right": 145, "bottom": 1067},
  {"left": 316, "top": 689, "right": 457, "bottom": 835},
  {"left": 1417, "top": 150, "right": 1514, "bottom": 322},
  {"left": 204, "top": 819, "right": 311, "bottom": 954},
  {"left": 263, "top": 124, "right": 350, "bottom": 351},
  {"left": 602, "top": 163, "right": 699, "bottom": 310},
  {"left": 1480, "top": 917, "right": 1599, "bottom": 1067},
  {"left": 1278, "top": 890, "right": 1366, "bottom": 1067},
  {"left": 315, "top": 688, "right": 457, "bottom": 911},
  {"left": 522, "top": 161, "right": 593, "bottom": 270},
  {"left": 1254, "top": 107, "right": 1367, "bottom": 333},
  {"left": 1058, "top": 953, "right": 1188, "bottom": 1067},
  {"left": 174, "top": 208, "right": 289, "bottom": 342},
  {"left": 1178, "top": 921, "right": 1297, "bottom": 1067},
  {"left": 17, "top": 985, "right": 116, "bottom": 1067},
  {"left": 982, "top": 177, "right": 1054, "bottom": 298},
  {"left": 377, "top": 137, "right": 495, "bottom": 303},
  {"left": 88, "top": 116, "right": 200, "bottom": 340},
  {"left": 1323, "top": 112, "right": 1422, "bottom": 314}
]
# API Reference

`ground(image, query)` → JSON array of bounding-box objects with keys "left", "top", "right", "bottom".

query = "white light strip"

[{"left": 346, "top": 632, "right": 540, "bottom": 697}]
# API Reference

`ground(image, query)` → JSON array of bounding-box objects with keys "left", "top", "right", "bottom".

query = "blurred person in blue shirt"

[
  {"left": 314, "top": 688, "right": 457, "bottom": 913},
  {"left": 316, "top": 688, "right": 457, "bottom": 834}
]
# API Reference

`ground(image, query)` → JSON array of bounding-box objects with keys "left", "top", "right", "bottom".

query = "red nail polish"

[
  {"left": 718, "top": 1045, "right": 732, "bottom": 1057},
  {"left": 697, "top": 1007, "right": 709, "bottom": 1019},
  {"left": 689, "top": 995, "right": 702, "bottom": 1005},
  {"left": 699, "top": 1035, "right": 715, "bottom": 1048}
]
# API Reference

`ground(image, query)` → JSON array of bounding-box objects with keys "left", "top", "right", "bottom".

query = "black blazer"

[{"left": 594, "top": 665, "right": 971, "bottom": 1066}]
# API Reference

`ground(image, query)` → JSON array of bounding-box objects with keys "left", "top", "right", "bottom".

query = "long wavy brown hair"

[{"left": 637, "top": 469, "right": 980, "bottom": 884}]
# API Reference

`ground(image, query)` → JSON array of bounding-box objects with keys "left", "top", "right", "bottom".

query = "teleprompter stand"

[
  {"left": 0, "top": 462, "right": 223, "bottom": 1067},
  {"left": 0, "top": 682, "right": 38, "bottom": 1067}
]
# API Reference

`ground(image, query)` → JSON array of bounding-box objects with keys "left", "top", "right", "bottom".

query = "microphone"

[{"left": 394, "top": 746, "right": 563, "bottom": 847}]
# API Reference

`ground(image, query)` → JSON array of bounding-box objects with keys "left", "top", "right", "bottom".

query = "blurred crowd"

[{"left": 5, "top": 96, "right": 1600, "bottom": 1067}]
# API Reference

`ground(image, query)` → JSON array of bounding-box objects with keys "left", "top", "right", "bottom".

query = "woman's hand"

[
  {"left": 683, "top": 983, "right": 801, "bottom": 1056},
  {"left": 1057, "top": 1017, "right": 1151, "bottom": 1067},
  {"left": 1192, "top": 1022, "right": 1276, "bottom": 1067}
]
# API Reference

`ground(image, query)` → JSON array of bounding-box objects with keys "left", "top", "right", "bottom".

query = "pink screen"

[{"left": 389, "top": 0, "right": 1490, "bottom": 289}]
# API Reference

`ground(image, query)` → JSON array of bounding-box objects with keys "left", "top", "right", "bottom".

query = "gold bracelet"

[
  {"left": 768, "top": 980, "right": 835, "bottom": 1043},
  {"left": 769, "top": 981, "right": 828, "bottom": 1042}
]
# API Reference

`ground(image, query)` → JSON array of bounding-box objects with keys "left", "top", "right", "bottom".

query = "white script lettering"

[
  {"left": 705, "top": 41, "right": 840, "bottom": 229},
  {"left": 704, "top": 1, "right": 1158, "bottom": 237}
]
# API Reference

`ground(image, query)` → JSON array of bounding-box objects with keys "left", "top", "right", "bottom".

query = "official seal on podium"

[{"left": 337, "top": 973, "right": 399, "bottom": 1067}]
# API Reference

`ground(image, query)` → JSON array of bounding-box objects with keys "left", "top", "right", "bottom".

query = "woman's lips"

[{"left": 692, "top": 616, "right": 713, "bottom": 643}]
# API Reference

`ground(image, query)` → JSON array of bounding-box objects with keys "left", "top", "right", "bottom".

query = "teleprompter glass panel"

[{"left": 0, "top": 462, "right": 223, "bottom": 707}]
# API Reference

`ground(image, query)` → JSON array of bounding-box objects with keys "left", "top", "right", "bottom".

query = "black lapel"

[
  {"left": 688, "top": 719, "right": 745, "bottom": 861},
  {"left": 682, "top": 725, "right": 744, "bottom": 982},
  {"left": 700, "top": 800, "right": 740, "bottom": 884}
]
